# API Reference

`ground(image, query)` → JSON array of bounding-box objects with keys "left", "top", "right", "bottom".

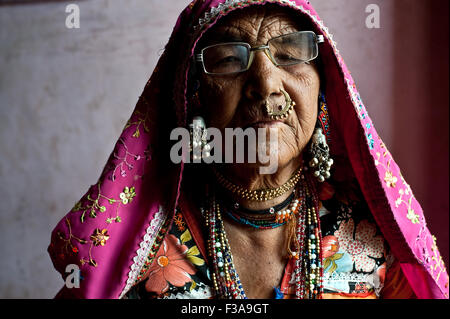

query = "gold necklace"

[{"left": 213, "top": 167, "right": 303, "bottom": 201}]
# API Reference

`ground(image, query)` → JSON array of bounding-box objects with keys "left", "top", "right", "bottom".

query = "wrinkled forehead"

[{"left": 198, "top": 4, "right": 311, "bottom": 47}]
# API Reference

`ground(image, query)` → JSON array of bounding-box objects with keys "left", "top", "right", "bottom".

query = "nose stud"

[{"left": 265, "top": 89, "right": 296, "bottom": 120}]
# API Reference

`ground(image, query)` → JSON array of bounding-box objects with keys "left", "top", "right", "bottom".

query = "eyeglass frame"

[{"left": 195, "top": 31, "right": 324, "bottom": 75}]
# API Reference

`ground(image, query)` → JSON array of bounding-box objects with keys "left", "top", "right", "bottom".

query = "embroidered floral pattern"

[
  {"left": 90, "top": 228, "right": 110, "bottom": 247},
  {"left": 72, "top": 183, "right": 114, "bottom": 222},
  {"left": 375, "top": 150, "right": 398, "bottom": 189},
  {"left": 56, "top": 218, "right": 108, "bottom": 268},
  {"left": 374, "top": 143, "right": 425, "bottom": 228},
  {"left": 105, "top": 137, "right": 147, "bottom": 182},
  {"left": 120, "top": 186, "right": 136, "bottom": 205},
  {"left": 56, "top": 218, "right": 87, "bottom": 258},
  {"left": 393, "top": 187, "right": 420, "bottom": 224},
  {"left": 124, "top": 98, "right": 151, "bottom": 139},
  {"left": 64, "top": 182, "right": 140, "bottom": 268},
  {"left": 71, "top": 183, "right": 135, "bottom": 225},
  {"left": 430, "top": 235, "right": 449, "bottom": 288},
  {"left": 384, "top": 171, "right": 397, "bottom": 188}
]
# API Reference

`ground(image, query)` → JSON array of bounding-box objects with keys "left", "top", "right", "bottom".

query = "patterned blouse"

[{"left": 124, "top": 182, "right": 415, "bottom": 299}]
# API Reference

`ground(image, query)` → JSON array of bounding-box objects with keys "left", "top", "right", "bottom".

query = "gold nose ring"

[{"left": 265, "top": 89, "right": 296, "bottom": 120}]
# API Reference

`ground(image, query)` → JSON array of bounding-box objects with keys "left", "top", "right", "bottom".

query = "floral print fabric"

[
  {"left": 125, "top": 181, "right": 393, "bottom": 299},
  {"left": 143, "top": 234, "right": 197, "bottom": 294},
  {"left": 312, "top": 190, "right": 387, "bottom": 297},
  {"left": 276, "top": 181, "right": 389, "bottom": 298}
]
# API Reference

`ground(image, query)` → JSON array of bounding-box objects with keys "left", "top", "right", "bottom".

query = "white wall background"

[{"left": 0, "top": 0, "right": 447, "bottom": 298}]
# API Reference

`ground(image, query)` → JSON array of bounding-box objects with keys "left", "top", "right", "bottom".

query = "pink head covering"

[{"left": 48, "top": 0, "right": 449, "bottom": 299}]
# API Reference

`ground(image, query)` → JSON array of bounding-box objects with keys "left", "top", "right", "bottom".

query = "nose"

[{"left": 244, "top": 48, "right": 284, "bottom": 105}]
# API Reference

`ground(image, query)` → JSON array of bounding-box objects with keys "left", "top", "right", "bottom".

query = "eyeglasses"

[{"left": 195, "top": 31, "right": 324, "bottom": 75}]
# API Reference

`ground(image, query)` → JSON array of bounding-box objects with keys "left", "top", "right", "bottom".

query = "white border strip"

[{"left": 119, "top": 205, "right": 166, "bottom": 299}]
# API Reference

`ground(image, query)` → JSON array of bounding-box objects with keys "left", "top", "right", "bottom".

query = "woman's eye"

[{"left": 275, "top": 53, "right": 299, "bottom": 63}]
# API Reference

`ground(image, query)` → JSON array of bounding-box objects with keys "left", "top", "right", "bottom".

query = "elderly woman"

[{"left": 48, "top": 0, "right": 448, "bottom": 299}]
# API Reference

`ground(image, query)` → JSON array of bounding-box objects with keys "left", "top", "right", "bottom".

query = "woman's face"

[{"left": 197, "top": 5, "right": 320, "bottom": 172}]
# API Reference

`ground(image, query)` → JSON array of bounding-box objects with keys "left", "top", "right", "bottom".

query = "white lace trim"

[
  {"left": 195, "top": 0, "right": 242, "bottom": 29},
  {"left": 161, "top": 285, "right": 213, "bottom": 299},
  {"left": 119, "top": 206, "right": 166, "bottom": 299},
  {"left": 195, "top": 0, "right": 303, "bottom": 30}
]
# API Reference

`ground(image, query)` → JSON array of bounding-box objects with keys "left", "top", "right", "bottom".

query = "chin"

[{"left": 236, "top": 144, "right": 300, "bottom": 175}]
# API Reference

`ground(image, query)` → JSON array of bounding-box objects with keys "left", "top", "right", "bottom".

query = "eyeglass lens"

[
  {"left": 203, "top": 43, "right": 250, "bottom": 75},
  {"left": 268, "top": 31, "right": 317, "bottom": 66}
]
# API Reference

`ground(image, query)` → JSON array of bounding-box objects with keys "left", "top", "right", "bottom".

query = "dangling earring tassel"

[
  {"left": 189, "top": 116, "right": 211, "bottom": 161},
  {"left": 308, "top": 91, "right": 333, "bottom": 182},
  {"left": 308, "top": 128, "right": 333, "bottom": 182}
]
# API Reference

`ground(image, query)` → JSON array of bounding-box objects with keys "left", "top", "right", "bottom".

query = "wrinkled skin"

[
  {"left": 195, "top": 5, "right": 321, "bottom": 299},
  {"left": 198, "top": 5, "right": 320, "bottom": 209}
]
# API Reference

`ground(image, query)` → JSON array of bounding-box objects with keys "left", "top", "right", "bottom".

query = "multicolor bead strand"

[
  {"left": 294, "top": 178, "right": 308, "bottom": 298},
  {"left": 206, "top": 199, "right": 221, "bottom": 295},
  {"left": 231, "top": 192, "right": 295, "bottom": 216},
  {"left": 221, "top": 193, "right": 300, "bottom": 230},
  {"left": 274, "top": 198, "right": 299, "bottom": 223},
  {"left": 309, "top": 176, "right": 324, "bottom": 298},
  {"left": 207, "top": 196, "right": 247, "bottom": 299},
  {"left": 292, "top": 173, "right": 323, "bottom": 299},
  {"left": 222, "top": 209, "right": 287, "bottom": 229},
  {"left": 304, "top": 176, "right": 323, "bottom": 299}
]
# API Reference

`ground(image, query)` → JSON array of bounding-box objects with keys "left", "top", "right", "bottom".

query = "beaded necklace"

[
  {"left": 220, "top": 192, "right": 297, "bottom": 229},
  {"left": 203, "top": 172, "right": 323, "bottom": 299}
]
